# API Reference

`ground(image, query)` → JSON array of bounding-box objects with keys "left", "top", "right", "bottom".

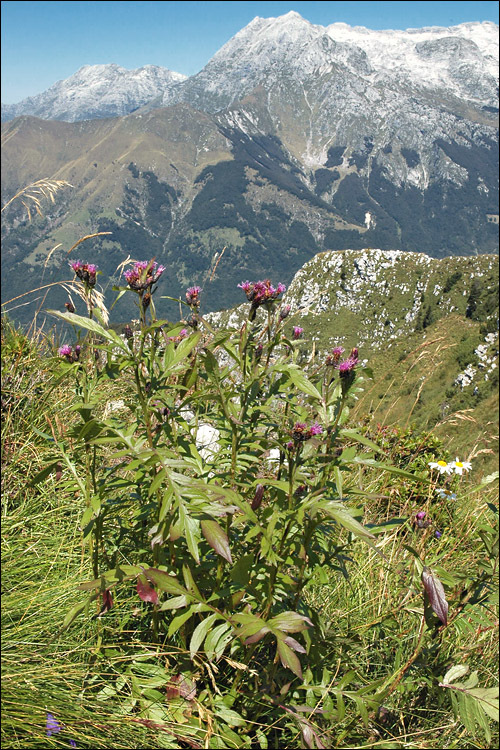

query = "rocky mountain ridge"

[{"left": 1, "top": 64, "right": 187, "bottom": 122}]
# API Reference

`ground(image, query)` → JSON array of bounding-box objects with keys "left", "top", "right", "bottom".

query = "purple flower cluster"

[
  {"left": 290, "top": 421, "right": 323, "bottom": 446},
  {"left": 46, "top": 713, "right": 77, "bottom": 747},
  {"left": 69, "top": 260, "right": 98, "bottom": 287},
  {"left": 337, "top": 348, "right": 359, "bottom": 378},
  {"left": 414, "top": 510, "right": 443, "bottom": 539},
  {"left": 58, "top": 344, "right": 81, "bottom": 363},
  {"left": 238, "top": 279, "right": 286, "bottom": 319},
  {"left": 124, "top": 260, "right": 165, "bottom": 291},
  {"left": 166, "top": 328, "right": 188, "bottom": 345},
  {"left": 293, "top": 326, "right": 304, "bottom": 340},
  {"left": 186, "top": 286, "right": 202, "bottom": 307},
  {"left": 325, "top": 346, "right": 345, "bottom": 366}
]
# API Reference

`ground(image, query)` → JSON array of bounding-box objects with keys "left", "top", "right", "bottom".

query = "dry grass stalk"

[{"left": 1, "top": 178, "right": 73, "bottom": 219}]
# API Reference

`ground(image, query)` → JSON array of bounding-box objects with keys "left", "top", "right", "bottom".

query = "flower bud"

[{"left": 251, "top": 484, "right": 265, "bottom": 511}]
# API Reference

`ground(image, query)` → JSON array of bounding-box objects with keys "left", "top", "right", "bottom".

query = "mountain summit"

[{"left": 1, "top": 63, "right": 187, "bottom": 122}]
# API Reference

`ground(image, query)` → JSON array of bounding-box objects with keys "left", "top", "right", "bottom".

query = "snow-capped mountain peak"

[{"left": 1, "top": 63, "right": 187, "bottom": 122}]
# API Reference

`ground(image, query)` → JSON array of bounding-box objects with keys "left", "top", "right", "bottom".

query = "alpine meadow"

[{"left": 1, "top": 9, "right": 499, "bottom": 750}]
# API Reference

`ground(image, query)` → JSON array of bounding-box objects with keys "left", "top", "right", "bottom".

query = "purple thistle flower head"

[
  {"left": 415, "top": 510, "right": 431, "bottom": 529},
  {"left": 124, "top": 260, "right": 164, "bottom": 291},
  {"left": 310, "top": 422, "right": 323, "bottom": 436},
  {"left": 239, "top": 279, "right": 286, "bottom": 307},
  {"left": 337, "top": 357, "right": 358, "bottom": 376},
  {"left": 293, "top": 326, "right": 304, "bottom": 339},
  {"left": 238, "top": 281, "right": 252, "bottom": 297},
  {"left": 186, "top": 286, "right": 202, "bottom": 306},
  {"left": 58, "top": 345, "right": 73, "bottom": 359},
  {"left": 326, "top": 346, "right": 345, "bottom": 366},
  {"left": 46, "top": 713, "right": 62, "bottom": 736},
  {"left": 70, "top": 260, "right": 98, "bottom": 287},
  {"left": 291, "top": 421, "right": 322, "bottom": 444}
]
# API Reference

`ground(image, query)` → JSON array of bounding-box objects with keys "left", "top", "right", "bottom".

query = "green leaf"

[
  {"left": 201, "top": 519, "right": 232, "bottom": 563},
  {"left": 144, "top": 568, "right": 188, "bottom": 596},
  {"left": 61, "top": 593, "right": 98, "bottom": 631},
  {"left": 78, "top": 565, "right": 142, "bottom": 591},
  {"left": 29, "top": 461, "right": 60, "bottom": 487},
  {"left": 321, "top": 502, "right": 376, "bottom": 542},
  {"left": 230, "top": 554, "right": 254, "bottom": 586},
  {"left": 467, "top": 688, "right": 499, "bottom": 722},
  {"left": 339, "top": 430, "right": 384, "bottom": 453},
  {"left": 168, "top": 607, "right": 196, "bottom": 637},
  {"left": 269, "top": 611, "right": 313, "bottom": 633},
  {"left": 159, "top": 595, "right": 190, "bottom": 611},
  {"left": 189, "top": 613, "right": 218, "bottom": 658},
  {"left": 352, "top": 457, "right": 428, "bottom": 483},
  {"left": 48, "top": 310, "right": 128, "bottom": 351},
  {"left": 275, "top": 365, "right": 322, "bottom": 401},
  {"left": 184, "top": 514, "right": 201, "bottom": 564},
  {"left": 205, "top": 623, "right": 232, "bottom": 659},
  {"left": 443, "top": 665, "right": 470, "bottom": 684},
  {"left": 214, "top": 705, "right": 247, "bottom": 727},
  {"left": 277, "top": 638, "right": 303, "bottom": 679}
]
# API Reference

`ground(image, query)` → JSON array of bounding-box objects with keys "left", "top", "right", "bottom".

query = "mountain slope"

[{"left": 207, "top": 248, "right": 499, "bottom": 473}]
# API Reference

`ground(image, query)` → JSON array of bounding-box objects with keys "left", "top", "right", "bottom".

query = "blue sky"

[{"left": 2, "top": 1, "right": 498, "bottom": 103}]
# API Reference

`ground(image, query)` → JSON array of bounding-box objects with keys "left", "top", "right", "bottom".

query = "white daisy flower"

[
  {"left": 428, "top": 459, "right": 453, "bottom": 475},
  {"left": 435, "top": 488, "right": 457, "bottom": 500},
  {"left": 450, "top": 458, "right": 472, "bottom": 476}
]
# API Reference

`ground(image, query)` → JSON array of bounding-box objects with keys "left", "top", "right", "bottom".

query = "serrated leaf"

[
  {"left": 422, "top": 567, "right": 448, "bottom": 625},
  {"left": 189, "top": 613, "right": 218, "bottom": 658},
  {"left": 201, "top": 519, "right": 232, "bottom": 563}
]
